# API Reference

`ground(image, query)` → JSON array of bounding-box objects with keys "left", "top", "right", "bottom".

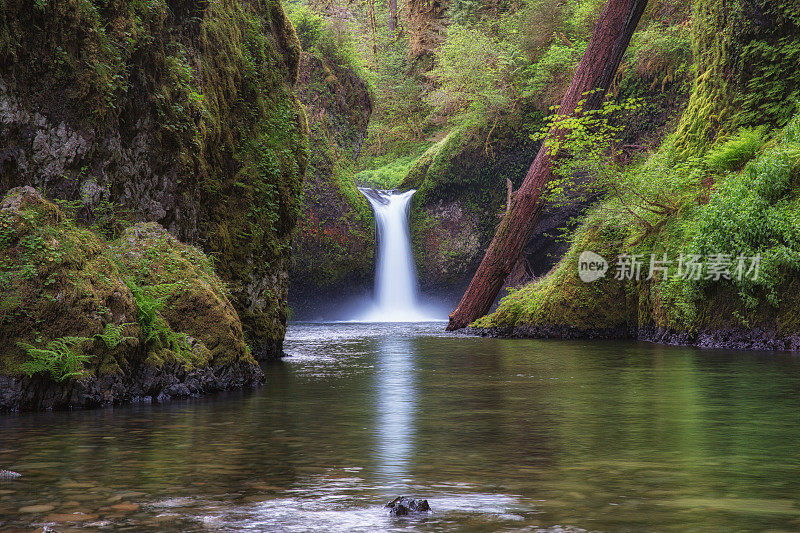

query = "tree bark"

[
  {"left": 388, "top": 0, "right": 398, "bottom": 32},
  {"left": 446, "top": 0, "right": 648, "bottom": 330}
]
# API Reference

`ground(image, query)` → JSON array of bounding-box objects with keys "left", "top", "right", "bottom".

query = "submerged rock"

[{"left": 386, "top": 496, "right": 431, "bottom": 516}]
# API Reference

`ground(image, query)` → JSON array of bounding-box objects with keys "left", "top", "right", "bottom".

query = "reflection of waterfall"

[
  {"left": 358, "top": 188, "right": 440, "bottom": 322},
  {"left": 374, "top": 336, "right": 416, "bottom": 488}
]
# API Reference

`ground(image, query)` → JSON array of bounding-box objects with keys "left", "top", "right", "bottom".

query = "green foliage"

[
  {"left": 627, "top": 22, "right": 691, "bottom": 89},
  {"left": 94, "top": 323, "right": 132, "bottom": 349},
  {"left": 427, "top": 23, "right": 509, "bottom": 121},
  {"left": 704, "top": 127, "right": 765, "bottom": 173},
  {"left": 363, "top": 39, "right": 431, "bottom": 154},
  {"left": 17, "top": 337, "right": 91, "bottom": 382},
  {"left": 125, "top": 278, "right": 194, "bottom": 364},
  {"left": 675, "top": 0, "right": 800, "bottom": 155},
  {"left": 688, "top": 129, "right": 800, "bottom": 309},
  {"left": 736, "top": 35, "right": 800, "bottom": 129},
  {"left": 355, "top": 152, "right": 425, "bottom": 189},
  {"left": 523, "top": 42, "right": 586, "bottom": 101},
  {"left": 533, "top": 97, "right": 646, "bottom": 209},
  {"left": 286, "top": 2, "right": 363, "bottom": 74}
]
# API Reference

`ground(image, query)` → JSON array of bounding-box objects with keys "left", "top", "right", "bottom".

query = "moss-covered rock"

[
  {"left": 400, "top": 105, "right": 606, "bottom": 303},
  {"left": 0, "top": 187, "right": 263, "bottom": 412},
  {"left": 0, "top": 0, "right": 307, "bottom": 359},
  {"left": 675, "top": 0, "right": 800, "bottom": 155},
  {"left": 0, "top": 186, "right": 140, "bottom": 376},
  {"left": 111, "top": 222, "right": 255, "bottom": 368}
]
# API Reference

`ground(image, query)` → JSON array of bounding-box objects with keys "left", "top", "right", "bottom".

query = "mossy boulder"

[
  {"left": 0, "top": 187, "right": 263, "bottom": 411},
  {"left": 111, "top": 222, "right": 254, "bottom": 368},
  {"left": 0, "top": 0, "right": 307, "bottom": 359},
  {"left": 0, "top": 186, "right": 140, "bottom": 375}
]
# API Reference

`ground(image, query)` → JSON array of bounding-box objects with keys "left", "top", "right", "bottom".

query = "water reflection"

[
  {"left": 2, "top": 324, "right": 800, "bottom": 531},
  {"left": 373, "top": 336, "right": 417, "bottom": 488}
]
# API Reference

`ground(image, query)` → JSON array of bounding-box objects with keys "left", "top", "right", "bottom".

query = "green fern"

[
  {"left": 17, "top": 337, "right": 92, "bottom": 381},
  {"left": 125, "top": 279, "right": 192, "bottom": 358},
  {"left": 94, "top": 323, "right": 134, "bottom": 349},
  {"left": 704, "top": 127, "right": 765, "bottom": 174}
]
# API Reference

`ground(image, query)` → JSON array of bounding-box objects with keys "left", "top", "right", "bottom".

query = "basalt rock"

[
  {"left": 386, "top": 497, "right": 431, "bottom": 517},
  {"left": 0, "top": 0, "right": 307, "bottom": 360},
  {"left": 468, "top": 325, "right": 800, "bottom": 352},
  {"left": 0, "top": 360, "right": 264, "bottom": 413}
]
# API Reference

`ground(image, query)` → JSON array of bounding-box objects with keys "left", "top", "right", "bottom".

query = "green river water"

[{"left": 1, "top": 322, "right": 799, "bottom": 531}]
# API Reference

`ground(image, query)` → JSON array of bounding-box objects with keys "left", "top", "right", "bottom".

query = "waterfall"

[{"left": 358, "top": 188, "right": 437, "bottom": 322}]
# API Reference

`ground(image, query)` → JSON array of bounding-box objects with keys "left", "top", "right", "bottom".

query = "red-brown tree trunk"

[{"left": 446, "top": 0, "right": 648, "bottom": 330}]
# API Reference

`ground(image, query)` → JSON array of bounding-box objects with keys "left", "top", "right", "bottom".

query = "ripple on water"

[{"left": 150, "top": 489, "right": 541, "bottom": 533}]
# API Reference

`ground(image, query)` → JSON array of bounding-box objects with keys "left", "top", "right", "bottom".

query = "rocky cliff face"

[
  {"left": 289, "top": 51, "right": 374, "bottom": 319},
  {"left": 0, "top": 0, "right": 307, "bottom": 358}
]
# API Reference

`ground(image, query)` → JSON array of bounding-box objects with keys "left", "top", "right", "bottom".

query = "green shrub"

[
  {"left": 426, "top": 23, "right": 511, "bottom": 125},
  {"left": 687, "top": 119, "right": 800, "bottom": 309},
  {"left": 286, "top": 3, "right": 362, "bottom": 73},
  {"left": 522, "top": 41, "right": 587, "bottom": 107}
]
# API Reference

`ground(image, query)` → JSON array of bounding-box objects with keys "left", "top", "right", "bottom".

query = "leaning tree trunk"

[{"left": 447, "top": 0, "right": 648, "bottom": 330}]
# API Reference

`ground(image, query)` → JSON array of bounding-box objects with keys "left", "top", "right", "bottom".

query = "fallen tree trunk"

[{"left": 447, "top": 0, "right": 648, "bottom": 330}]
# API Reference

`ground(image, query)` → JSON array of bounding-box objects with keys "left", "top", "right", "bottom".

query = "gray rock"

[{"left": 386, "top": 496, "right": 431, "bottom": 516}]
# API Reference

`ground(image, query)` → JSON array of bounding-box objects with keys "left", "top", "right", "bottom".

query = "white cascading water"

[{"left": 358, "top": 188, "right": 436, "bottom": 322}]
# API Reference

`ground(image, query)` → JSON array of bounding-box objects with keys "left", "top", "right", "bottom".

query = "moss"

[
  {"left": 0, "top": 187, "right": 140, "bottom": 376},
  {"left": 1, "top": 187, "right": 255, "bottom": 381},
  {"left": 398, "top": 141, "right": 440, "bottom": 190},
  {"left": 674, "top": 0, "right": 800, "bottom": 156},
  {"left": 475, "top": 213, "right": 637, "bottom": 330},
  {"left": 112, "top": 223, "right": 255, "bottom": 367},
  {"left": 0, "top": 0, "right": 308, "bottom": 357}
]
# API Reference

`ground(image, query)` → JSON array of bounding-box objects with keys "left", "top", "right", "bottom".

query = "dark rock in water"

[
  {"left": 0, "top": 470, "right": 21, "bottom": 480},
  {"left": 386, "top": 496, "right": 431, "bottom": 516}
]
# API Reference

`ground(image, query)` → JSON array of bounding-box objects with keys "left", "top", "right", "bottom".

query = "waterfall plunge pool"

[{"left": 3, "top": 322, "right": 800, "bottom": 531}]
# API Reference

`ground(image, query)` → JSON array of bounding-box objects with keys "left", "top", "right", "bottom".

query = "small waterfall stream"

[{"left": 358, "top": 188, "right": 438, "bottom": 322}]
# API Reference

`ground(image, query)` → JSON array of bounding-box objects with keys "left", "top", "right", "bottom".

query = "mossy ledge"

[{"left": 0, "top": 187, "right": 264, "bottom": 412}]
